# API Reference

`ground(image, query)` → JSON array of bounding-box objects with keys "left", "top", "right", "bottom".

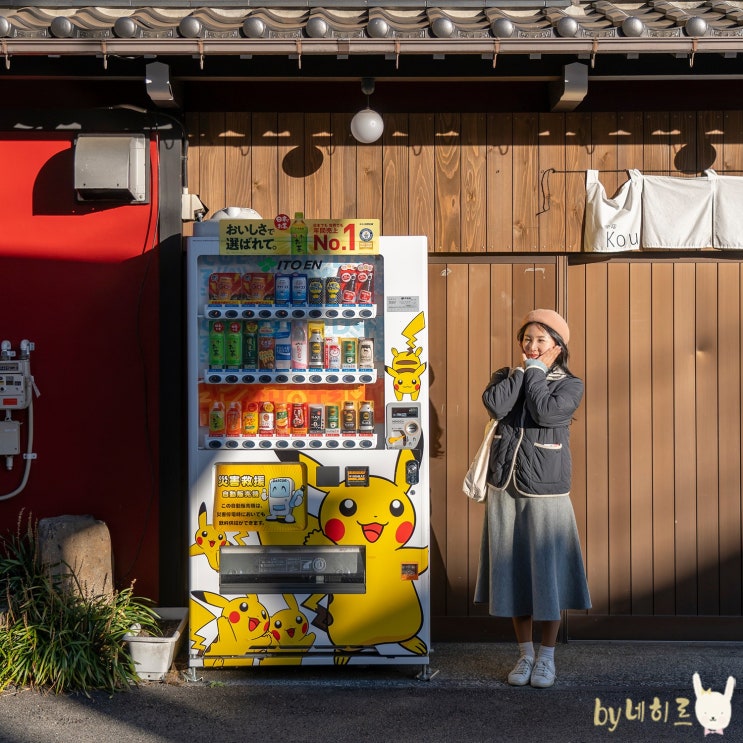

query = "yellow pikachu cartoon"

[
  {"left": 301, "top": 448, "right": 428, "bottom": 663},
  {"left": 259, "top": 594, "right": 316, "bottom": 666}
]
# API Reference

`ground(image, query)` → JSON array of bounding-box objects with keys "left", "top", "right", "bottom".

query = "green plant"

[{"left": 0, "top": 513, "right": 161, "bottom": 695}]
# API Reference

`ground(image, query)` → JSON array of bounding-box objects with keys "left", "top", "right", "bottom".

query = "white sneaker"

[
  {"left": 530, "top": 658, "right": 556, "bottom": 688},
  {"left": 507, "top": 655, "right": 534, "bottom": 686}
]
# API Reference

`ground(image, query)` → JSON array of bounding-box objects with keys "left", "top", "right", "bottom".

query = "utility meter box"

[{"left": 74, "top": 133, "right": 148, "bottom": 203}]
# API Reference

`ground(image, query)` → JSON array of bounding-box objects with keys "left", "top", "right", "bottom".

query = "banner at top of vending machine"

[{"left": 218, "top": 216, "right": 379, "bottom": 256}]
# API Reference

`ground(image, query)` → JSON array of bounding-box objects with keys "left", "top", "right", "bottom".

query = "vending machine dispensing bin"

[{"left": 187, "top": 216, "right": 430, "bottom": 668}]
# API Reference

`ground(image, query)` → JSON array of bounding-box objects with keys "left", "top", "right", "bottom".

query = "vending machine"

[{"left": 186, "top": 213, "right": 430, "bottom": 670}]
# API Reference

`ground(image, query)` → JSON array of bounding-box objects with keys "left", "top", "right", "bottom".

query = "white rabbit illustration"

[{"left": 692, "top": 672, "right": 736, "bottom": 735}]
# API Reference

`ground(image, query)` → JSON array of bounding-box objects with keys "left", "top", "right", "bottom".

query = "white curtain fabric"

[
  {"left": 713, "top": 174, "right": 743, "bottom": 249},
  {"left": 583, "top": 169, "right": 642, "bottom": 252},
  {"left": 641, "top": 171, "right": 715, "bottom": 249}
]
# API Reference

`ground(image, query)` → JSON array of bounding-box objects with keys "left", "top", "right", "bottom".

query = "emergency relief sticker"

[{"left": 213, "top": 462, "right": 307, "bottom": 532}]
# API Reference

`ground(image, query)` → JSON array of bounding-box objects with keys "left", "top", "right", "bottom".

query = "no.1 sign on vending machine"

[{"left": 186, "top": 213, "right": 430, "bottom": 670}]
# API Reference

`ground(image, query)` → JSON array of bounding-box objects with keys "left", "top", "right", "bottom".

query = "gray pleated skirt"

[{"left": 474, "top": 482, "right": 591, "bottom": 621}]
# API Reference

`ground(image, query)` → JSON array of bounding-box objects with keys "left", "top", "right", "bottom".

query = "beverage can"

[
  {"left": 308, "top": 322, "right": 325, "bottom": 369},
  {"left": 275, "top": 273, "right": 292, "bottom": 306},
  {"left": 356, "top": 264, "right": 374, "bottom": 305},
  {"left": 209, "top": 401, "right": 225, "bottom": 436},
  {"left": 339, "top": 265, "right": 358, "bottom": 305},
  {"left": 325, "top": 404, "right": 340, "bottom": 434},
  {"left": 308, "top": 404, "right": 324, "bottom": 434},
  {"left": 209, "top": 321, "right": 226, "bottom": 369},
  {"left": 246, "top": 273, "right": 275, "bottom": 304},
  {"left": 307, "top": 276, "right": 324, "bottom": 306},
  {"left": 242, "top": 321, "right": 259, "bottom": 370},
  {"left": 325, "top": 337, "right": 341, "bottom": 371},
  {"left": 226, "top": 401, "right": 242, "bottom": 436},
  {"left": 358, "top": 400, "right": 374, "bottom": 433},
  {"left": 291, "top": 273, "right": 308, "bottom": 306},
  {"left": 341, "top": 338, "right": 358, "bottom": 370},
  {"left": 275, "top": 402, "right": 290, "bottom": 436},
  {"left": 324, "top": 276, "right": 341, "bottom": 306},
  {"left": 242, "top": 402, "right": 259, "bottom": 436},
  {"left": 259, "top": 401, "right": 275, "bottom": 435},
  {"left": 291, "top": 402, "right": 308, "bottom": 436},
  {"left": 209, "top": 273, "right": 242, "bottom": 304},
  {"left": 225, "top": 321, "right": 243, "bottom": 368},
  {"left": 358, "top": 337, "right": 374, "bottom": 369},
  {"left": 342, "top": 401, "right": 357, "bottom": 433}
]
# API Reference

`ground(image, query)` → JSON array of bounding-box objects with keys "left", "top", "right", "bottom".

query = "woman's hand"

[{"left": 538, "top": 346, "right": 561, "bottom": 368}]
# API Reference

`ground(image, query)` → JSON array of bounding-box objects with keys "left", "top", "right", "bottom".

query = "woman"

[{"left": 474, "top": 309, "right": 590, "bottom": 688}]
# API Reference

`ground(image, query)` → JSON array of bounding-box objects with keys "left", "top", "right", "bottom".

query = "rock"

[{"left": 38, "top": 515, "right": 113, "bottom": 598}]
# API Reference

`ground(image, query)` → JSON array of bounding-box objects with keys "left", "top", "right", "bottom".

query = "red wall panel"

[{"left": 0, "top": 134, "right": 161, "bottom": 601}]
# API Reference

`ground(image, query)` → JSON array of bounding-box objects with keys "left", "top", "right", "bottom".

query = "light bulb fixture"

[{"left": 350, "top": 77, "right": 384, "bottom": 144}]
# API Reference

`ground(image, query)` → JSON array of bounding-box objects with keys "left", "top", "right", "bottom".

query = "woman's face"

[{"left": 521, "top": 323, "right": 557, "bottom": 361}]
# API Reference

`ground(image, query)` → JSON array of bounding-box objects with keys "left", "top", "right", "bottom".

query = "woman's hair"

[{"left": 517, "top": 321, "right": 573, "bottom": 375}]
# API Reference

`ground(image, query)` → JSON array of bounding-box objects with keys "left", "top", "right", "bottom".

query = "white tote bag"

[
  {"left": 583, "top": 169, "right": 642, "bottom": 252},
  {"left": 462, "top": 419, "right": 498, "bottom": 503}
]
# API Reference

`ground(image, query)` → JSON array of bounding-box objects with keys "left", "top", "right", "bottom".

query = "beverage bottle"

[
  {"left": 226, "top": 401, "right": 242, "bottom": 436},
  {"left": 209, "top": 401, "right": 225, "bottom": 436},
  {"left": 275, "top": 321, "right": 292, "bottom": 371},
  {"left": 225, "top": 321, "right": 243, "bottom": 368},
  {"left": 290, "top": 212, "right": 308, "bottom": 254},
  {"left": 291, "top": 320, "right": 308, "bottom": 371},
  {"left": 209, "top": 321, "right": 226, "bottom": 369},
  {"left": 358, "top": 400, "right": 374, "bottom": 433},
  {"left": 342, "top": 401, "right": 357, "bottom": 433},
  {"left": 309, "top": 326, "right": 324, "bottom": 370}
]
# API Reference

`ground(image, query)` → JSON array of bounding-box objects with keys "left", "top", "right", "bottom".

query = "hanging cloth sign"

[
  {"left": 583, "top": 169, "right": 642, "bottom": 252},
  {"left": 641, "top": 170, "right": 715, "bottom": 249}
]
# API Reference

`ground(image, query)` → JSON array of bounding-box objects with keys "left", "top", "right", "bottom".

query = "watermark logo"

[{"left": 693, "top": 673, "right": 736, "bottom": 736}]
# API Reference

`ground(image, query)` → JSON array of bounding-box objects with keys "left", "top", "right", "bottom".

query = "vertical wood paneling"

[
  {"left": 628, "top": 263, "right": 654, "bottom": 615},
  {"left": 428, "top": 262, "right": 448, "bottom": 618},
  {"left": 487, "top": 113, "right": 513, "bottom": 251},
  {"left": 513, "top": 113, "right": 539, "bottom": 252},
  {"left": 651, "top": 263, "right": 676, "bottom": 614},
  {"left": 466, "top": 263, "right": 491, "bottom": 606},
  {"left": 434, "top": 113, "right": 461, "bottom": 252},
  {"left": 696, "top": 263, "right": 720, "bottom": 613},
  {"left": 607, "top": 264, "right": 631, "bottom": 615},
  {"left": 537, "top": 113, "right": 566, "bottom": 252},
  {"left": 199, "top": 112, "right": 227, "bottom": 219},
  {"left": 444, "top": 263, "right": 470, "bottom": 613},
  {"left": 304, "top": 113, "right": 331, "bottom": 219},
  {"left": 567, "top": 265, "right": 588, "bottom": 573},
  {"left": 409, "top": 114, "right": 435, "bottom": 240},
  {"left": 584, "top": 262, "right": 610, "bottom": 613},
  {"left": 251, "top": 113, "right": 279, "bottom": 219},
  {"left": 564, "top": 113, "right": 591, "bottom": 252},
  {"left": 591, "top": 112, "right": 619, "bottom": 198},
  {"left": 461, "top": 114, "right": 487, "bottom": 252},
  {"left": 673, "top": 262, "right": 698, "bottom": 615},
  {"left": 382, "top": 113, "right": 409, "bottom": 236},
  {"left": 224, "top": 113, "right": 252, "bottom": 210},
  {"left": 716, "top": 263, "right": 742, "bottom": 615},
  {"left": 186, "top": 111, "right": 743, "bottom": 636},
  {"left": 330, "top": 113, "right": 356, "bottom": 219},
  {"left": 277, "top": 112, "right": 304, "bottom": 215},
  {"left": 356, "top": 136, "right": 383, "bottom": 222}
]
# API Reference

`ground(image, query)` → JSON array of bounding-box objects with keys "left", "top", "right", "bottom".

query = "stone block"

[{"left": 38, "top": 515, "right": 113, "bottom": 598}]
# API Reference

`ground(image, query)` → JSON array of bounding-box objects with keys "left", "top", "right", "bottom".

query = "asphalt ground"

[{"left": 0, "top": 641, "right": 740, "bottom": 743}]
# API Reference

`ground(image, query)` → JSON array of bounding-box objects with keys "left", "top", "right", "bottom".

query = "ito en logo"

[{"left": 692, "top": 673, "right": 736, "bottom": 736}]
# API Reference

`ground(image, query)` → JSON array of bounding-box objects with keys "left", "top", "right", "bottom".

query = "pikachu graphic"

[{"left": 301, "top": 448, "right": 428, "bottom": 663}]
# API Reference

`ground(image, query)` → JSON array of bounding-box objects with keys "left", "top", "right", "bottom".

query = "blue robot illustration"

[{"left": 262, "top": 477, "right": 304, "bottom": 523}]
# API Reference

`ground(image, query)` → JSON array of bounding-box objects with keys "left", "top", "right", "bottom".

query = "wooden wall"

[{"left": 185, "top": 110, "right": 743, "bottom": 639}]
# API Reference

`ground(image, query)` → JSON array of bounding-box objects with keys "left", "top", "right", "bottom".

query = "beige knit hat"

[{"left": 521, "top": 309, "right": 570, "bottom": 344}]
